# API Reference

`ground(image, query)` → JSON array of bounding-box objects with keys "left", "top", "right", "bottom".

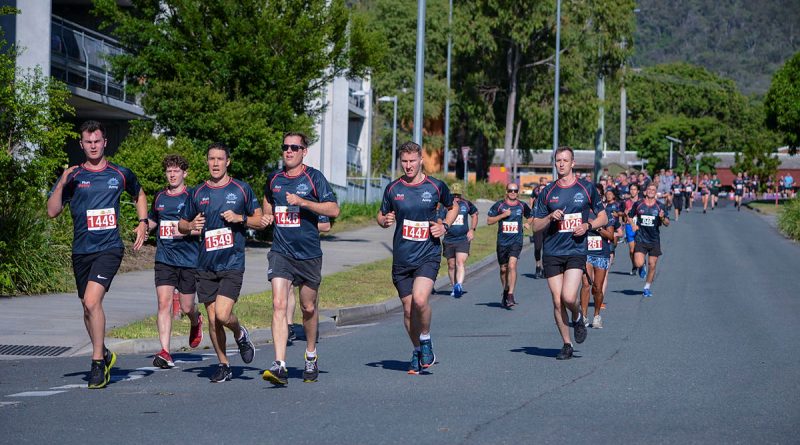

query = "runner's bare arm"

[
  {"left": 133, "top": 189, "right": 149, "bottom": 251},
  {"left": 533, "top": 208, "right": 562, "bottom": 232},
  {"left": 46, "top": 165, "right": 78, "bottom": 218},
  {"left": 376, "top": 210, "right": 395, "bottom": 228},
  {"left": 285, "top": 192, "right": 340, "bottom": 218}
]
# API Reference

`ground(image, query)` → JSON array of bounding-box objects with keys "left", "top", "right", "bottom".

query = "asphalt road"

[{"left": 1, "top": 201, "right": 798, "bottom": 444}]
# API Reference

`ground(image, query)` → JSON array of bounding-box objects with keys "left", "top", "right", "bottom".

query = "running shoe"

[
  {"left": 583, "top": 314, "right": 590, "bottom": 328},
  {"left": 189, "top": 313, "right": 203, "bottom": 348},
  {"left": 643, "top": 288, "right": 653, "bottom": 298},
  {"left": 592, "top": 315, "right": 603, "bottom": 329},
  {"left": 408, "top": 350, "right": 421, "bottom": 375},
  {"left": 501, "top": 289, "right": 510, "bottom": 308},
  {"left": 153, "top": 349, "right": 175, "bottom": 369},
  {"left": 303, "top": 353, "right": 319, "bottom": 382},
  {"left": 450, "top": 287, "right": 456, "bottom": 297},
  {"left": 453, "top": 283, "right": 463, "bottom": 298},
  {"left": 630, "top": 267, "right": 637, "bottom": 276},
  {"left": 573, "top": 314, "right": 588, "bottom": 344},
  {"left": 287, "top": 324, "right": 297, "bottom": 345},
  {"left": 639, "top": 265, "right": 647, "bottom": 279},
  {"left": 103, "top": 347, "right": 116, "bottom": 382},
  {"left": 556, "top": 343, "right": 573, "bottom": 360},
  {"left": 263, "top": 361, "right": 288, "bottom": 385},
  {"left": 420, "top": 338, "right": 436, "bottom": 369},
  {"left": 210, "top": 363, "right": 232, "bottom": 383},
  {"left": 236, "top": 325, "right": 255, "bottom": 364},
  {"left": 506, "top": 293, "right": 517, "bottom": 307},
  {"left": 87, "top": 360, "right": 106, "bottom": 389}
]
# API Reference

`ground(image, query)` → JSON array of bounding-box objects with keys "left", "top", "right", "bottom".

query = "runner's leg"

[
  {"left": 156, "top": 285, "right": 176, "bottom": 353},
  {"left": 298, "top": 284, "right": 319, "bottom": 354},
  {"left": 82, "top": 282, "right": 107, "bottom": 360},
  {"left": 592, "top": 267, "right": 607, "bottom": 318},
  {"left": 506, "top": 256, "right": 519, "bottom": 294},
  {"left": 204, "top": 300, "right": 228, "bottom": 365},
  {"left": 271, "top": 277, "right": 292, "bottom": 362},
  {"left": 455, "top": 252, "right": 468, "bottom": 285}
]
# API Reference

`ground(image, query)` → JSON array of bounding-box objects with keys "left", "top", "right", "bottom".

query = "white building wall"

[{"left": 14, "top": 0, "right": 52, "bottom": 76}]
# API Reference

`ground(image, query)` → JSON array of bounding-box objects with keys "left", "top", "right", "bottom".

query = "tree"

[
  {"left": 765, "top": 51, "right": 800, "bottom": 153},
  {"left": 93, "top": 0, "right": 384, "bottom": 188}
]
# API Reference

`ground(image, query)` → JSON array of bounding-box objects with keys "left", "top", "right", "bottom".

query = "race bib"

[
  {"left": 501, "top": 221, "right": 518, "bottom": 234},
  {"left": 736, "top": 183, "right": 743, "bottom": 190},
  {"left": 588, "top": 235, "right": 603, "bottom": 251},
  {"left": 204, "top": 227, "right": 233, "bottom": 251},
  {"left": 558, "top": 213, "right": 582, "bottom": 233},
  {"left": 274, "top": 205, "right": 300, "bottom": 228},
  {"left": 640, "top": 215, "right": 656, "bottom": 227},
  {"left": 453, "top": 214, "right": 464, "bottom": 226},
  {"left": 86, "top": 208, "right": 116, "bottom": 231},
  {"left": 402, "top": 220, "right": 429, "bottom": 242},
  {"left": 159, "top": 220, "right": 182, "bottom": 239}
]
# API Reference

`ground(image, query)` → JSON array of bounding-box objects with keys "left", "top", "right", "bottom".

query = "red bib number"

[
  {"left": 453, "top": 214, "right": 464, "bottom": 226},
  {"left": 159, "top": 220, "right": 182, "bottom": 239},
  {"left": 501, "top": 221, "right": 518, "bottom": 234},
  {"left": 402, "top": 220, "right": 430, "bottom": 242},
  {"left": 588, "top": 235, "right": 602, "bottom": 251},
  {"left": 558, "top": 213, "right": 582, "bottom": 233},
  {"left": 205, "top": 227, "right": 233, "bottom": 251},
  {"left": 274, "top": 205, "right": 300, "bottom": 228},
  {"left": 86, "top": 208, "right": 116, "bottom": 231}
]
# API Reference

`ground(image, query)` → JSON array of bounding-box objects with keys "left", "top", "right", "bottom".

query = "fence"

[{"left": 331, "top": 176, "right": 391, "bottom": 203}]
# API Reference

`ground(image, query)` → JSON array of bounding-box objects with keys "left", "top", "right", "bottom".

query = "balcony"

[{"left": 347, "top": 143, "right": 362, "bottom": 175}]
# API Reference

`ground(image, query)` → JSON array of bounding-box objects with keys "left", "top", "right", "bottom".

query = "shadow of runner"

[
  {"left": 364, "top": 360, "right": 408, "bottom": 372},
  {"left": 510, "top": 346, "right": 582, "bottom": 359},
  {"left": 475, "top": 302, "right": 511, "bottom": 310},
  {"left": 612, "top": 289, "right": 642, "bottom": 296},
  {"left": 64, "top": 367, "right": 156, "bottom": 387}
]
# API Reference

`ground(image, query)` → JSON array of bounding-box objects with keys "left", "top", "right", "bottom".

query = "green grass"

[
  {"left": 777, "top": 197, "right": 800, "bottom": 241},
  {"left": 749, "top": 201, "right": 783, "bottom": 216},
  {"left": 109, "top": 225, "right": 503, "bottom": 339}
]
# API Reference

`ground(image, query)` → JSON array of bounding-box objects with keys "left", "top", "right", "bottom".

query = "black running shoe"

[
  {"left": 263, "top": 361, "right": 289, "bottom": 385},
  {"left": 574, "top": 314, "right": 588, "bottom": 344},
  {"left": 236, "top": 325, "right": 255, "bottom": 364},
  {"left": 87, "top": 360, "right": 106, "bottom": 389},
  {"left": 103, "top": 347, "right": 116, "bottom": 384},
  {"left": 302, "top": 353, "right": 319, "bottom": 382},
  {"left": 501, "top": 289, "right": 510, "bottom": 308},
  {"left": 210, "top": 363, "right": 232, "bottom": 383},
  {"left": 507, "top": 293, "right": 517, "bottom": 306},
  {"left": 556, "top": 343, "right": 573, "bottom": 360},
  {"left": 287, "top": 324, "right": 297, "bottom": 345},
  {"left": 630, "top": 267, "right": 637, "bottom": 276}
]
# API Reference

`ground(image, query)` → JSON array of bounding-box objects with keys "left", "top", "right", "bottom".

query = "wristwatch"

[{"left": 138, "top": 218, "right": 148, "bottom": 224}]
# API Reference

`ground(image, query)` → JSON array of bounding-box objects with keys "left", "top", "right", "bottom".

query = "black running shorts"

[
  {"left": 154, "top": 262, "right": 197, "bottom": 294},
  {"left": 392, "top": 258, "right": 440, "bottom": 299},
  {"left": 542, "top": 255, "right": 586, "bottom": 278},
  {"left": 634, "top": 242, "right": 662, "bottom": 257},
  {"left": 496, "top": 243, "right": 522, "bottom": 265},
  {"left": 442, "top": 240, "right": 471, "bottom": 258},
  {"left": 267, "top": 250, "right": 323, "bottom": 290},
  {"left": 71, "top": 247, "right": 124, "bottom": 299},
  {"left": 195, "top": 269, "right": 244, "bottom": 303}
]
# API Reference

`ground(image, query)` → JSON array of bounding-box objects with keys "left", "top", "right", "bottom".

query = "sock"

[
  {"left": 644, "top": 282, "right": 651, "bottom": 290},
  {"left": 277, "top": 360, "right": 286, "bottom": 368},
  {"left": 305, "top": 349, "right": 316, "bottom": 359},
  {"left": 419, "top": 333, "right": 431, "bottom": 341}
]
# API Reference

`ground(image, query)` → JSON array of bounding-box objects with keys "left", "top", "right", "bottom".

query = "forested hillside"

[{"left": 633, "top": 0, "right": 800, "bottom": 96}]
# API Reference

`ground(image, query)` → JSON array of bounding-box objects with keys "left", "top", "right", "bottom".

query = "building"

[{"left": 712, "top": 150, "right": 800, "bottom": 187}]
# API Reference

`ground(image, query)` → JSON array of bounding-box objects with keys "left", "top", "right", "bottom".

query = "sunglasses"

[
  {"left": 281, "top": 144, "right": 305, "bottom": 152},
  {"left": 507, "top": 189, "right": 519, "bottom": 193}
]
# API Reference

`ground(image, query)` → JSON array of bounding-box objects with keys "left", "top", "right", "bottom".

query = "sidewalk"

[{"left": 0, "top": 200, "right": 496, "bottom": 358}]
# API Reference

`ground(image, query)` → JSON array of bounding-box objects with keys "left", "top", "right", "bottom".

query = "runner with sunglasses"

[{"left": 487, "top": 183, "right": 532, "bottom": 308}]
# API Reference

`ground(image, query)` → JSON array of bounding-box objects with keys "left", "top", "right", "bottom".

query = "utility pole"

[
  {"left": 444, "top": 0, "right": 452, "bottom": 175},
  {"left": 413, "top": 0, "right": 426, "bottom": 146}
]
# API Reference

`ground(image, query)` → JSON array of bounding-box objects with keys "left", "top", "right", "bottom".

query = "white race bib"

[
  {"left": 588, "top": 235, "right": 603, "bottom": 251},
  {"left": 204, "top": 227, "right": 233, "bottom": 251},
  {"left": 402, "top": 219, "right": 430, "bottom": 242},
  {"left": 86, "top": 208, "right": 116, "bottom": 231},
  {"left": 159, "top": 220, "right": 182, "bottom": 239},
  {"left": 453, "top": 214, "right": 464, "bottom": 226},
  {"left": 640, "top": 215, "right": 656, "bottom": 227},
  {"left": 501, "top": 221, "right": 519, "bottom": 234},
  {"left": 736, "top": 183, "right": 743, "bottom": 190},
  {"left": 558, "top": 213, "right": 582, "bottom": 233},
  {"left": 274, "top": 205, "right": 301, "bottom": 228}
]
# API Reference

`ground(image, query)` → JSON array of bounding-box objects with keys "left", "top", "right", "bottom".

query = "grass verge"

[
  {"left": 748, "top": 201, "right": 783, "bottom": 216},
  {"left": 109, "top": 225, "right": 505, "bottom": 339}
]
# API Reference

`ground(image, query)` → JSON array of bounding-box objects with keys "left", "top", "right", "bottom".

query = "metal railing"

[
  {"left": 348, "top": 78, "right": 365, "bottom": 110},
  {"left": 347, "top": 143, "right": 362, "bottom": 174},
  {"left": 50, "top": 15, "right": 136, "bottom": 105},
  {"left": 332, "top": 176, "right": 391, "bottom": 203}
]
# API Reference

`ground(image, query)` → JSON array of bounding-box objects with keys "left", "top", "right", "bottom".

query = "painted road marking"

[{"left": 8, "top": 391, "right": 67, "bottom": 397}]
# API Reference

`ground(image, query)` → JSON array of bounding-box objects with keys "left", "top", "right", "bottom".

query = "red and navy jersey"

[
  {"left": 628, "top": 200, "right": 666, "bottom": 245},
  {"left": 181, "top": 178, "right": 258, "bottom": 272},
  {"left": 670, "top": 182, "right": 683, "bottom": 194},
  {"left": 437, "top": 197, "right": 478, "bottom": 243},
  {"left": 488, "top": 200, "right": 531, "bottom": 247},
  {"left": 150, "top": 187, "right": 198, "bottom": 268},
  {"left": 733, "top": 178, "right": 745, "bottom": 194},
  {"left": 534, "top": 178, "right": 604, "bottom": 256},
  {"left": 265, "top": 165, "right": 337, "bottom": 260},
  {"left": 588, "top": 202, "right": 621, "bottom": 258},
  {"left": 617, "top": 183, "right": 631, "bottom": 197},
  {"left": 380, "top": 176, "right": 453, "bottom": 267},
  {"left": 50, "top": 162, "right": 141, "bottom": 255}
]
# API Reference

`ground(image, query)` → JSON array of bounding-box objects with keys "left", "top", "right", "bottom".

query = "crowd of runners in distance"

[{"left": 48, "top": 119, "right": 794, "bottom": 387}]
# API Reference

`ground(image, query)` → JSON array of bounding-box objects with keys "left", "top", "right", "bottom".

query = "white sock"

[
  {"left": 305, "top": 349, "right": 316, "bottom": 359},
  {"left": 277, "top": 360, "right": 285, "bottom": 368},
  {"left": 419, "top": 333, "right": 431, "bottom": 341},
  {"left": 644, "top": 282, "right": 651, "bottom": 290}
]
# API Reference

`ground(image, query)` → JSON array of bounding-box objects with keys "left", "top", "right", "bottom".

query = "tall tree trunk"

[{"left": 503, "top": 44, "right": 520, "bottom": 184}]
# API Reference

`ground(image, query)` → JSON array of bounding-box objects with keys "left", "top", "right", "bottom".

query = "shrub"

[{"left": 777, "top": 197, "right": 800, "bottom": 241}]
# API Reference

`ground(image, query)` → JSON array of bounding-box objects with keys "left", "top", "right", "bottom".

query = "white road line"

[
  {"left": 49, "top": 384, "right": 86, "bottom": 390},
  {"left": 0, "top": 401, "right": 21, "bottom": 407},
  {"left": 7, "top": 391, "right": 67, "bottom": 397}
]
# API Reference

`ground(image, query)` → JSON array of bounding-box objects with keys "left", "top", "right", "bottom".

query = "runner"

[
  {"left": 628, "top": 183, "right": 670, "bottom": 297},
  {"left": 683, "top": 176, "right": 695, "bottom": 212},
  {"left": 670, "top": 174, "right": 684, "bottom": 221},
  {"left": 529, "top": 177, "right": 548, "bottom": 279},
  {"left": 710, "top": 173, "right": 721, "bottom": 210},
  {"left": 148, "top": 154, "right": 203, "bottom": 369},
  {"left": 438, "top": 182, "right": 478, "bottom": 298},
  {"left": 580, "top": 184, "right": 618, "bottom": 328},
  {"left": 260, "top": 132, "right": 339, "bottom": 385},
  {"left": 178, "top": 142, "right": 261, "bottom": 383},
  {"left": 623, "top": 183, "right": 640, "bottom": 275},
  {"left": 487, "top": 183, "right": 532, "bottom": 308},
  {"left": 700, "top": 173, "right": 711, "bottom": 214},
  {"left": 46, "top": 120, "right": 149, "bottom": 389},
  {"left": 733, "top": 172, "right": 745, "bottom": 211},
  {"left": 533, "top": 147, "right": 607, "bottom": 360},
  {"left": 602, "top": 187, "right": 621, "bottom": 303},
  {"left": 376, "top": 141, "right": 456, "bottom": 375}
]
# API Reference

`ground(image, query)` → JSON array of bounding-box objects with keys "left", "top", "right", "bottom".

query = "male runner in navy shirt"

[
  {"left": 46, "top": 120, "right": 149, "bottom": 389},
  {"left": 377, "top": 141, "right": 457, "bottom": 375},
  {"left": 179, "top": 142, "right": 262, "bottom": 383},
  {"left": 488, "top": 183, "right": 532, "bottom": 307},
  {"left": 733, "top": 172, "right": 745, "bottom": 211},
  {"left": 147, "top": 154, "right": 203, "bottom": 369},
  {"left": 261, "top": 132, "right": 339, "bottom": 385},
  {"left": 628, "top": 183, "right": 670, "bottom": 297},
  {"left": 533, "top": 147, "right": 606, "bottom": 360},
  {"left": 437, "top": 182, "right": 478, "bottom": 298}
]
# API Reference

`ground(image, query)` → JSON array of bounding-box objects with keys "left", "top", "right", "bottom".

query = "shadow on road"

[
  {"left": 475, "top": 302, "right": 511, "bottom": 310},
  {"left": 612, "top": 289, "right": 643, "bottom": 296},
  {"left": 364, "top": 359, "right": 408, "bottom": 372},
  {"left": 510, "top": 346, "right": 582, "bottom": 359},
  {"left": 183, "top": 365, "right": 261, "bottom": 380},
  {"left": 64, "top": 366, "right": 157, "bottom": 387}
]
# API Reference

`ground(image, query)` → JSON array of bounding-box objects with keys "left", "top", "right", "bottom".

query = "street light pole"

[
  {"left": 413, "top": 0, "right": 426, "bottom": 145},
  {"left": 551, "top": 0, "right": 562, "bottom": 180},
  {"left": 666, "top": 135, "right": 682, "bottom": 170},
  {"left": 444, "top": 0, "right": 453, "bottom": 176},
  {"left": 378, "top": 96, "right": 398, "bottom": 177}
]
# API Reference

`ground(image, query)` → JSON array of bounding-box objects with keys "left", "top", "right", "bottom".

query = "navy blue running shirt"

[
  {"left": 534, "top": 178, "right": 605, "bottom": 256},
  {"left": 587, "top": 201, "right": 621, "bottom": 258},
  {"left": 380, "top": 176, "right": 453, "bottom": 267},
  {"left": 488, "top": 200, "right": 532, "bottom": 247},
  {"left": 628, "top": 200, "right": 666, "bottom": 245},
  {"left": 51, "top": 162, "right": 142, "bottom": 255},
  {"left": 181, "top": 178, "right": 258, "bottom": 271},
  {"left": 150, "top": 187, "right": 199, "bottom": 268},
  {"left": 264, "top": 165, "right": 337, "bottom": 260},
  {"left": 438, "top": 197, "right": 478, "bottom": 243}
]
